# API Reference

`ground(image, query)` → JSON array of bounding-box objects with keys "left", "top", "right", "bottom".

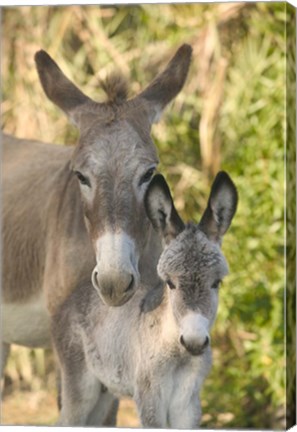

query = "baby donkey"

[{"left": 53, "top": 171, "right": 238, "bottom": 428}]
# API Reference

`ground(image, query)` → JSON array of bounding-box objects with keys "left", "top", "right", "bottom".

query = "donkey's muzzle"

[
  {"left": 92, "top": 268, "right": 136, "bottom": 307},
  {"left": 180, "top": 335, "right": 209, "bottom": 356}
]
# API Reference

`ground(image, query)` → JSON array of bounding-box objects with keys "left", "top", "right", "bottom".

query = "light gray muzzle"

[
  {"left": 92, "top": 231, "right": 139, "bottom": 306},
  {"left": 179, "top": 312, "right": 210, "bottom": 356}
]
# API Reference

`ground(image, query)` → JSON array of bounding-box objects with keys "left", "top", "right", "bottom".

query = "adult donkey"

[{"left": 2, "top": 45, "right": 192, "bottom": 383}]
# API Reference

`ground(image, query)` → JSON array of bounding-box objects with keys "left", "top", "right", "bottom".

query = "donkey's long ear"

[
  {"left": 199, "top": 171, "right": 238, "bottom": 243},
  {"left": 145, "top": 174, "right": 185, "bottom": 244},
  {"left": 35, "top": 50, "right": 92, "bottom": 126},
  {"left": 136, "top": 44, "right": 192, "bottom": 124}
]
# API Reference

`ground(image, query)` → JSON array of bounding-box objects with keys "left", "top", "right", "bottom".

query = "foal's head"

[
  {"left": 145, "top": 172, "right": 238, "bottom": 356},
  {"left": 34, "top": 45, "right": 192, "bottom": 306}
]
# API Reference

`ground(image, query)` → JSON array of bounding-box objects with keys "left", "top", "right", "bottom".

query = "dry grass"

[{"left": 1, "top": 389, "right": 139, "bottom": 427}]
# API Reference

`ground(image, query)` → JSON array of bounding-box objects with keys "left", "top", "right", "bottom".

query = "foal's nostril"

[
  {"left": 203, "top": 336, "right": 210, "bottom": 349},
  {"left": 180, "top": 335, "right": 186, "bottom": 349},
  {"left": 124, "top": 274, "right": 134, "bottom": 293}
]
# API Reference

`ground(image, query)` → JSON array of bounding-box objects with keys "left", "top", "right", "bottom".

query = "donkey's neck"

[{"left": 43, "top": 159, "right": 95, "bottom": 314}]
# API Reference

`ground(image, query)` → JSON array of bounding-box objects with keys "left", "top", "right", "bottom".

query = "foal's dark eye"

[
  {"left": 211, "top": 279, "right": 222, "bottom": 289},
  {"left": 166, "top": 279, "right": 176, "bottom": 290},
  {"left": 74, "top": 171, "right": 91, "bottom": 187},
  {"left": 139, "top": 167, "right": 155, "bottom": 186}
]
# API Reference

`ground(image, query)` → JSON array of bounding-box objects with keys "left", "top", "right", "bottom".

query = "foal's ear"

[
  {"left": 136, "top": 44, "right": 192, "bottom": 125},
  {"left": 199, "top": 171, "right": 238, "bottom": 243},
  {"left": 144, "top": 174, "right": 185, "bottom": 244},
  {"left": 35, "top": 50, "right": 92, "bottom": 126}
]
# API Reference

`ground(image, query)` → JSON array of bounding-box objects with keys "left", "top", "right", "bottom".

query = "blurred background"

[{"left": 1, "top": 2, "right": 294, "bottom": 429}]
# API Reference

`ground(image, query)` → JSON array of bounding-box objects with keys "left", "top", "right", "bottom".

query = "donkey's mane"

[{"left": 101, "top": 72, "right": 129, "bottom": 105}]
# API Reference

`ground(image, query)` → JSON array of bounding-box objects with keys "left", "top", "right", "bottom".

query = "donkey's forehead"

[
  {"left": 72, "top": 119, "right": 159, "bottom": 171},
  {"left": 158, "top": 225, "right": 228, "bottom": 279}
]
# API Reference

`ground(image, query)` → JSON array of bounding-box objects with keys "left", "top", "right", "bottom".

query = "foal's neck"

[{"left": 159, "top": 287, "right": 179, "bottom": 343}]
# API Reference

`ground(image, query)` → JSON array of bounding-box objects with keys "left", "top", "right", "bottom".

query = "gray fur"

[{"left": 52, "top": 172, "right": 238, "bottom": 428}]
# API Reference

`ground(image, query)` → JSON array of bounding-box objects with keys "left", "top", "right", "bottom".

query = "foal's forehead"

[
  {"left": 174, "top": 225, "right": 220, "bottom": 257},
  {"left": 159, "top": 225, "right": 228, "bottom": 278}
]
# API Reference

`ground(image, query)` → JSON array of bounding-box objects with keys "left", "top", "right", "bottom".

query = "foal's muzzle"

[
  {"left": 180, "top": 335, "right": 209, "bottom": 356},
  {"left": 179, "top": 312, "right": 211, "bottom": 356}
]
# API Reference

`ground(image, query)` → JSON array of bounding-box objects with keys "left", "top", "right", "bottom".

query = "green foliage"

[
  {"left": 2, "top": 3, "right": 289, "bottom": 429},
  {"left": 285, "top": 4, "right": 296, "bottom": 428},
  {"left": 202, "top": 4, "right": 286, "bottom": 427}
]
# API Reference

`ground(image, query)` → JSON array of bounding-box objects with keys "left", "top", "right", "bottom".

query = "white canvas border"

[{"left": 0, "top": 0, "right": 296, "bottom": 8}]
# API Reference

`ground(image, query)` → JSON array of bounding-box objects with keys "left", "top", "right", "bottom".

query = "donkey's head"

[
  {"left": 145, "top": 172, "right": 238, "bottom": 356},
  {"left": 35, "top": 45, "right": 192, "bottom": 306}
]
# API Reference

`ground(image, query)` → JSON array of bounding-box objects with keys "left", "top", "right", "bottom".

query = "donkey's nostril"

[
  {"left": 92, "top": 269, "right": 100, "bottom": 290},
  {"left": 124, "top": 275, "right": 134, "bottom": 293},
  {"left": 95, "top": 272, "right": 99, "bottom": 286}
]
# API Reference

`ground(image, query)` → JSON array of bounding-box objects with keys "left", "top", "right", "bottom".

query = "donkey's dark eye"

[
  {"left": 211, "top": 279, "right": 222, "bottom": 289},
  {"left": 139, "top": 167, "right": 155, "bottom": 186},
  {"left": 166, "top": 279, "right": 176, "bottom": 290},
  {"left": 74, "top": 171, "right": 91, "bottom": 187}
]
